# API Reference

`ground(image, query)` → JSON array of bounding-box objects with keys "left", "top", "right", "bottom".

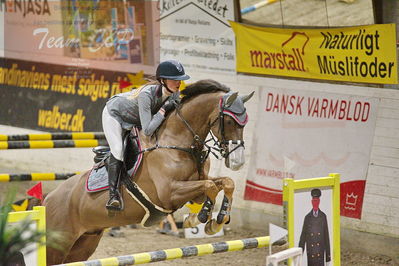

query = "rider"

[{"left": 102, "top": 60, "right": 190, "bottom": 211}]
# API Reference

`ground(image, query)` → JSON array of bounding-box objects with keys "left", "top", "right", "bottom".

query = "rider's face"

[{"left": 165, "top": 79, "right": 181, "bottom": 92}]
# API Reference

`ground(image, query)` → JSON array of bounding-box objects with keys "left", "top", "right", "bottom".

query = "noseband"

[
  {"left": 175, "top": 96, "right": 245, "bottom": 160},
  {"left": 209, "top": 99, "right": 245, "bottom": 158}
]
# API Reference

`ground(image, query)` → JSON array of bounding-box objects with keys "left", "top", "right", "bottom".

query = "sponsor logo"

[
  {"left": 38, "top": 106, "right": 86, "bottom": 131},
  {"left": 249, "top": 32, "right": 309, "bottom": 72},
  {"left": 0, "top": 0, "right": 51, "bottom": 17}
]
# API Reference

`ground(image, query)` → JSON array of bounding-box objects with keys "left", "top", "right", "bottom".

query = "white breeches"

[{"left": 102, "top": 107, "right": 124, "bottom": 161}]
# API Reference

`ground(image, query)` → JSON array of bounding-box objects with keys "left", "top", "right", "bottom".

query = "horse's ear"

[
  {"left": 224, "top": 92, "right": 238, "bottom": 107},
  {"left": 241, "top": 91, "right": 255, "bottom": 103}
]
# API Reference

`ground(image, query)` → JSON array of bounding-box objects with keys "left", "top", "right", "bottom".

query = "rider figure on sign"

[{"left": 102, "top": 60, "right": 190, "bottom": 211}]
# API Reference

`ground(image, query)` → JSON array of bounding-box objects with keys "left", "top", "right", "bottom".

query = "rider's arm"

[{"left": 138, "top": 90, "right": 165, "bottom": 136}]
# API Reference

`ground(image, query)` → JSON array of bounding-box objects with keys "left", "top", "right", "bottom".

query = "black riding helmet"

[{"left": 156, "top": 60, "right": 190, "bottom": 81}]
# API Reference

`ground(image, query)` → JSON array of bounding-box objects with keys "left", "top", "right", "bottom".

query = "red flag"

[
  {"left": 119, "top": 80, "right": 132, "bottom": 89},
  {"left": 27, "top": 182, "right": 43, "bottom": 201}
]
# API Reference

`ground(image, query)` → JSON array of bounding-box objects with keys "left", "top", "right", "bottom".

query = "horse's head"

[
  {"left": 174, "top": 80, "right": 254, "bottom": 171},
  {"left": 210, "top": 91, "right": 254, "bottom": 171}
]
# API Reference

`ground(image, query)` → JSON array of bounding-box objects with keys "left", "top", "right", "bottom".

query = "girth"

[{"left": 121, "top": 170, "right": 172, "bottom": 227}]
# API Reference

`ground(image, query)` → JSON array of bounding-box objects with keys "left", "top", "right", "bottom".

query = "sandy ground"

[
  {"left": 88, "top": 225, "right": 396, "bottom": 265},
  {"left": 0, "top": 165, "right": 396, "bottom": 266}
]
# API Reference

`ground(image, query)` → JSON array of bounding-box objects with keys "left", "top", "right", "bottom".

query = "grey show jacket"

[{"left": 106, "top": 83, "right": 171, "bottom": 136}]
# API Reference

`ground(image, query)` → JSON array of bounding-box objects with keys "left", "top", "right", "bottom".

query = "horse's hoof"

[{"left": 204, "top": 219, "right": 220, "bottom": 235}]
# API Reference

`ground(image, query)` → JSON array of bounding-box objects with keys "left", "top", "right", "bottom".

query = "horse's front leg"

[
  {"left": 203, "top": 176, "right": 235, "bottom": 235},
  {"left": 167, "top": 179, "right": 220, "bottom": 230},
  {"left": 181, "top": 176, "right": 235, "bottom": 235}
]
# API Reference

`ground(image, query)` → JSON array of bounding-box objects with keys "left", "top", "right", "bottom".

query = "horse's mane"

[{"left": 181, "top": 79, "right": 230, "bottom": 103}]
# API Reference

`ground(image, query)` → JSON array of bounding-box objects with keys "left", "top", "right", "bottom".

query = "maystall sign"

[
  {"left": 230, "top": 22, "right": 398, "bottom": 84},
  {"left": 244, "top": 86, "right": 379, "bottom": 219}
]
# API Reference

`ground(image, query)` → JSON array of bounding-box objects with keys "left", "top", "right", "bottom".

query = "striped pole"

[
  {"left": 0, "top": 172, "right": 80, "bottom": 182},
  {"left": 241, "top": 0, "right": 279, "bottom": 15},
  {"left": 0, "top": 132, "right": 105, "bottom": 141},
  {"left": 0, "top": 139, "right": 108, "bottom": 149},
  {"left": 56, "top": 236, "right": 269, "bottom": 266}
]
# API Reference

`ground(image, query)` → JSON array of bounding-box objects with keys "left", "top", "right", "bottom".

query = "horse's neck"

[{"left": 158, "top": 93, "right": 221, "bottom": 146}]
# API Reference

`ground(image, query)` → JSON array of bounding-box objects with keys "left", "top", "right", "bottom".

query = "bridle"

[
  {"left": 214, "top": 97, "right": 246, "bottom": 157},
  {"left": 174, "top": 96, "right": 245, "bottom": 160},
  {"left": 137, "top": 95, "right": 245, "bottom": 166}
]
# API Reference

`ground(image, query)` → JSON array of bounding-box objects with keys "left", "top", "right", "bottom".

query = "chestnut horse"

[{"left": 43, "top": 79, "right": 254, "bottom": 264}]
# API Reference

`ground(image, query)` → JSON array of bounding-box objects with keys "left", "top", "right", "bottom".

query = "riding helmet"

[{"left": 156, "top": 60, "right": 190, "bottom": 80}]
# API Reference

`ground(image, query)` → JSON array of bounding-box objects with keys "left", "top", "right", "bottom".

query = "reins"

[{"left": 133, "top": 95, "right": 245, "bottom": 167}]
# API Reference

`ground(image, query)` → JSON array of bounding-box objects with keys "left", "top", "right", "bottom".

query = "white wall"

[{"left": 189, "top": 72, "right": 399, "bottom": 240}]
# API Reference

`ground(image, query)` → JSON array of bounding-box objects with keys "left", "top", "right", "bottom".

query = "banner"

[
  {"left": 160, "top": 0, "right": 236, "bottom": 74},
  {"left": 230, "top": 22, "right": 398, "bottom": 84},
  {"left": 2, "top": 0, "right": 159, "bottom": 72},
  {"left": 3, "top": 0, "right": 63, "bottom": 58},
  {"left": 0, "top": 58, "right": 148, "bottom": 132},
  {"left": 244, "top": 86, "right": 379, "bottom": 219}
]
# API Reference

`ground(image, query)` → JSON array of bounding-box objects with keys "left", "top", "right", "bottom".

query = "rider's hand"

[
  {"left": 161, "top": 93, "right": 180, "bottom": 114},
  {"left": 162, "top": 98, "right": 175, "bottom": 113},
  {"left": 170, "top": 92, "right": 181, "bottom": 104}
]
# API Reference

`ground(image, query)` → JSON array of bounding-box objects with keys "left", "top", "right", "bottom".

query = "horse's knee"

[
  {"left": 222, "top": 177, "right": 235, "bottom": 194},
  {"left": 204, "top": 180, "right": 219, "bottom": 198}
]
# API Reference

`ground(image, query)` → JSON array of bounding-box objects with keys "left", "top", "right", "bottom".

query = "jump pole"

[
  {"left": 0, "top": 139, "right": 108, "bottom": 149},
  {"left": 0, "top": 132, "right": 105, "bottom": 141},
  {"left": 56, "top": 236, "right": 270, "bottom": 266},
  {"left": 0, "top": 172, "right": 80, "bottom": 182}
]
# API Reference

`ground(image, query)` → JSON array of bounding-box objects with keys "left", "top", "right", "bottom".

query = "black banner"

[{"left": 0, "top": 58, "right": 149, "bottom": 132}]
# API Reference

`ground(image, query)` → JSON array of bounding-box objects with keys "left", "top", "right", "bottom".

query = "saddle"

[
  {"left": 86, "top": 128, "right": 143, "bottom": 192},
  {"left": 86, "top": 128, "right": 172, "bottom": 226}
]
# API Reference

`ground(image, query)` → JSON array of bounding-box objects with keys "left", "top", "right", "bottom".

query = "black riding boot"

[{"left": 106, "top": 154, "right": 123, "bottom": 211}]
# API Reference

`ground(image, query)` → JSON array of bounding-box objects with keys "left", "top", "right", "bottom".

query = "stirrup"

[{"left": 106, "top": 197, "right": 122, "bottom": 211}]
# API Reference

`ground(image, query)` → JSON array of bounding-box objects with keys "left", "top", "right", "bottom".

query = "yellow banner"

[{"left": 230, "top": 22, "right": 398, "bottom": 84}]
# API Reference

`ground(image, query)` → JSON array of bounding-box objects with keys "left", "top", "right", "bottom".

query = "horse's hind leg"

[{"left": 64, "top": 230, "right": 104, "bottom": 263}]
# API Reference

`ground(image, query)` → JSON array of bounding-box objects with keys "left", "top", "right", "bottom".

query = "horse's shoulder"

[{"left": 136, "top": 130, "right": 156, "bottom": 150}]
